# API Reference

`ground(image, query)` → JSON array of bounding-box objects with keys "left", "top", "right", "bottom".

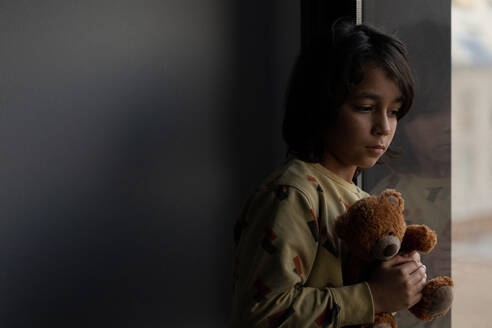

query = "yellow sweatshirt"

[{"left": 231, "top": 159, "right": 375, "bottom": 328}]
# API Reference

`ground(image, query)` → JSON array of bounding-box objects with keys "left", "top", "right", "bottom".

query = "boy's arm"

[{"left": 232, "top": 186, "right": 374, "bottom": 328}]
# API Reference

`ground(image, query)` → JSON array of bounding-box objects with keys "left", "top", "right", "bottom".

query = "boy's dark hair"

[{"left": 283, "top": 19, "right": 415, "bottom": 163}]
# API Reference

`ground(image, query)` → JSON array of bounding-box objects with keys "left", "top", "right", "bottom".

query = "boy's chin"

[{"left": 358, "top": 159, "right": 379, "bottom": 169}]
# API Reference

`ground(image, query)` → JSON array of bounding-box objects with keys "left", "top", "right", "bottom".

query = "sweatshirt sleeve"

[{"left": 231, "top": 184, "right": 374, "bottom": 328}]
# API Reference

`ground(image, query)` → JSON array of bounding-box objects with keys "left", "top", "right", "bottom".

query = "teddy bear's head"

[{"left": 335, "top": 189, "right": 407, "bottom": 261}]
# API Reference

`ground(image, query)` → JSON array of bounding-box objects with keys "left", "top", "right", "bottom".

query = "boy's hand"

[{"left": 368, "top": 251, "right": 427, "bottom": 314}]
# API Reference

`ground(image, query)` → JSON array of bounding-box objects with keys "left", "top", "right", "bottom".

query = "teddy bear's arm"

[
  {"left": 373, "top": 312, "right": 397, "bottom": 328},
  {"left": 400, "top": 225, "right": 437, "bottom": 254}
]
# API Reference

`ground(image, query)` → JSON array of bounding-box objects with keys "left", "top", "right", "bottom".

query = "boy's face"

[
  {"left": 404, "top": 109, "right": 450, "bottom": 166},
  {"left": 321, "top": 65, "right": 402, "bottom": 182}
]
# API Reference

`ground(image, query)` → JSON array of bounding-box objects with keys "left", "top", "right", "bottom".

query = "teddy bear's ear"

[
  {"left": 334, "top": 213, "right": 347, "bottom": 239},
  {"left": 381, "top": 189, "right": 404, "bottom": 212}
]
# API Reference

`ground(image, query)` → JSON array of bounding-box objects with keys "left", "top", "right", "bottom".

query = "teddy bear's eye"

[{"left": 387, "top": 231, "right": 394, "bottom": 236}]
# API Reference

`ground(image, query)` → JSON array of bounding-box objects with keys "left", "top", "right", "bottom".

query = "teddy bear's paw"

[
  {"left": 374, "top": 312, "right": 397, "bottom": 328},
  {"left": 374, "top": 323, "right": 393, "bottom": 328},
  {"left": 428, "top": 285, "right": 453, "bottom": 317},
  {"left": 409, "top": 276, "right": 454, "bottom": 321}
]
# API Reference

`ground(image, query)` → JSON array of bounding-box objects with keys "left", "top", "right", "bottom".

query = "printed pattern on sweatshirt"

[{"left": 231, "top": 159, "right": 375, "bottom": 328}]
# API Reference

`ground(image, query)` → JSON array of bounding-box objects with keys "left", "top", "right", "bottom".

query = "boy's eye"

[
  {"left": 354, "top": 105, "right": 373, "bottom": 112},
  {"left": 389, "top": 108, "right": 401, "bottom": 116}
]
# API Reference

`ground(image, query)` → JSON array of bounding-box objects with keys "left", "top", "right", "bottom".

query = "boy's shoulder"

[{"left": 260, "top": 159, "right": 321, "bottom": 197}]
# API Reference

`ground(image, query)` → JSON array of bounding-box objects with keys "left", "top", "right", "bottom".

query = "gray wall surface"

[{"left": 0, "top": 1, "right": 299, "bottom": 327}]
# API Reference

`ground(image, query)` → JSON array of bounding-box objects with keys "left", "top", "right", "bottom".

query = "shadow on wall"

[{"left": 0, "top": 1, "right": 297, "bottom": 327}]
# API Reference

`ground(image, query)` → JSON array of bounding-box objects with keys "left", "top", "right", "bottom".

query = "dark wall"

[{"left": 0, "top": 1, "right": 299, "bottom": 327}]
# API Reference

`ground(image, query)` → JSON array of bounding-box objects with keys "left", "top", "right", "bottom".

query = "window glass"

[
  {"left": 363, "top": 1, "right": 451, "bottom": 327},
  {"left": 452, "top": 0, "right": 492, "bottom": 326}
]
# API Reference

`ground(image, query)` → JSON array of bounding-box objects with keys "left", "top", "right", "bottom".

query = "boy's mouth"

[{"left": 366, "top": 145, "right": 385, "bottom": 155}]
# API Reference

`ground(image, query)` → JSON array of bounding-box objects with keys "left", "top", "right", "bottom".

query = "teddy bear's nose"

[
  {"left": 384, "top": 244, "right": 398, "bottom": 257},
  {"left": 372, "top": 235, "right": 401, "bottom": 260}
]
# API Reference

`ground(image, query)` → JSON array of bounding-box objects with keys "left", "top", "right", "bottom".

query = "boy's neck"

[{"left": 319, "top": 154, "right": 357, "bottom": 184}]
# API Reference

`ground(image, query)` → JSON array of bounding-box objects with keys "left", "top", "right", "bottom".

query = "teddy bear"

[{"left": 334, "top": 189, "right": 453, "bottom": 328}]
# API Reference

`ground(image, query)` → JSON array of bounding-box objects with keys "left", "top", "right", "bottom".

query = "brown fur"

[
  {"left": 335, "top": 189, "right": 454, "bottom": 328},
  {"left": 400, "top": 225, "right": 437, "bottom": 254},
  {"left": 409, "top": 276, "right": 454, "bottom": 321}
]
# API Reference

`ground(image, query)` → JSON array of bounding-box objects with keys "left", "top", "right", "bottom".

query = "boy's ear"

[
  {"left": 381, "top": 189, "right": 404, "bottom": 211},
  {"left": 335, "top": 213, "right": 348, "bottom": 239}
]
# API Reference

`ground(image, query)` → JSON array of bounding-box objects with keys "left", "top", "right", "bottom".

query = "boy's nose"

[{"left": 372, "top": 116, "right": 391, "bottom": 135}]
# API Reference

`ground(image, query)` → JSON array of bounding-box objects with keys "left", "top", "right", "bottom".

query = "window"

[
  {"left": 363, "top": 1, "right": 452, "bottom": 327},
  {"left": 452, "top": 1, "right": 492, "bottom": 326}
]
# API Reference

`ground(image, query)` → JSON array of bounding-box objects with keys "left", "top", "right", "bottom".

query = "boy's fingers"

[
  {"left": 385, "top": 254, "right": 416, "bottom": 267},
  {"left": 399, "top": 250, "right": 421, "bottom": 264},
  {"left": 408, "top": 292, "right": 423, "bottom": 309},
  {"left": 417, "top": 275, "right": 427, "bottom": 292},
  {"left": 408, "top": 266, "right": 427, "bottom": 286},
  {"left": 383, "top": 251, "right": 422, "bottom": 270},
  {"left": 394, "top": 260, "right": 421, "bottom": 276},
  {"left": 410, "top": 251, "right": 421, "bottom": 264},
  {"left": 410, "top": 263, "right": 426, "bottom": 275},
  {"left": 400, "top": 250, "right": 416, "bottom": 257}
]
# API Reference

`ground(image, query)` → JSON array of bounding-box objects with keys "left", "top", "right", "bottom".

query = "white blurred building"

[{"left": 452, "top": 0, "right": 492, "bottom": 220}]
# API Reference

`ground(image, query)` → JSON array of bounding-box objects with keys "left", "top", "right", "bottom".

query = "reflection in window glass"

[
  {"left": 452, "top": 0, "right": 492, "bottom": 326},
  {"left": 363, "top": 1, "right": 452, "bottom": 326}
]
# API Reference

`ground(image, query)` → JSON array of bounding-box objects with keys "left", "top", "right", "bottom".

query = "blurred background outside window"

[{"left": 452, "top": 0, "right": 492, "bottom": 326}]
